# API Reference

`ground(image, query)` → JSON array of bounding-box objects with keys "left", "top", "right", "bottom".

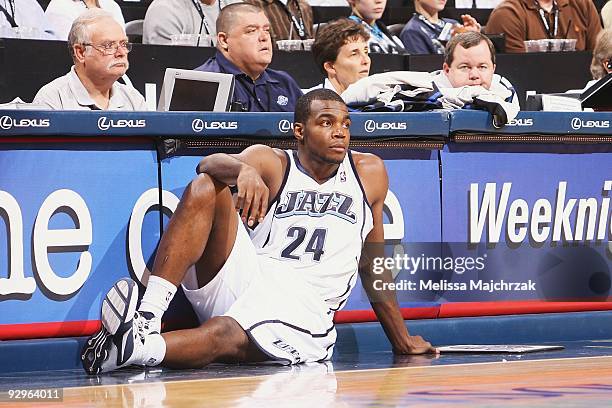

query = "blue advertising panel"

[
  {"left": 439, "top": 143, "right": 612, "bottom": 303},
  {"left": 450, "top": 111, "right": 612, "bottom": 135},
  {"left": 2, "top": 110, "right": 611, "bottom": 340},
  {"left": 1, "top": 111, "right": 290, "bottom": 138},
  {"left": 0, "top": 111, "right": 449, "bottom": 139},
  {"left": 0, "top": 143, "right": 160, "bottom": 330},
  {"left": 345, "top": 150, "right": 442, "bottom": 311}
]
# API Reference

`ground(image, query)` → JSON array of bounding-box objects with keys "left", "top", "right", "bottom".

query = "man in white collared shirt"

[
  {"left": 308, "top": 18, "right": 371, "bottom": 95},
  {"left": 34, "top": 9, "right": 146, "bottom": 110}
]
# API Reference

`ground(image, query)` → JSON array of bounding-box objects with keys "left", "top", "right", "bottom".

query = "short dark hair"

[
  {"left": 216, "top": 3, "right": 263, "bottom": 34},
  {"left": 444, "top": 32, "right": 496, "bottom": 66},
  {"left": 311, "top": 18, "right": 370, "bottom": 76},
  {"left": 294, "top": 89, "right": 346, "bottom": 124}
]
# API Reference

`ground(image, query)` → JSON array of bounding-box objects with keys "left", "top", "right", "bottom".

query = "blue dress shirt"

[{"left": 195, "top": 51, "right": 303, "bottom": 112}]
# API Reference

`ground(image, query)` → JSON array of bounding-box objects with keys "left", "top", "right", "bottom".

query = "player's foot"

[
  {"left": 82, "top": 278, "right": 151, "bottom": 374},
  {"left": 100, "top": 310, "right": 161, "bottom": 372}
]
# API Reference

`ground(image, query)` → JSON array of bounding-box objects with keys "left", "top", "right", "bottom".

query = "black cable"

[
  {"left": 0, "top": 0, "right": 17, "bottom": 28},
  {"left": 189, "top": 0, "right": 221, "bottom": 46}
]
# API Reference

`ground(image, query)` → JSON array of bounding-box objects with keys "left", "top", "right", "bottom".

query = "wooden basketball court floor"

[{"left": 2, "top": 339, "right": 612, "bottom": 407}]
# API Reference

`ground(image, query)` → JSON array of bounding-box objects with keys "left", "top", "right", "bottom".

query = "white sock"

[
  {"left": 144, "top": 333, "right": 166, "bottom": 366},
  {"left": 139, "top": 275, "right": 177, "bottom": 319}
]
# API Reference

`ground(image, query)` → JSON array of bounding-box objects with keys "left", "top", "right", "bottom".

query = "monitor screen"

[
  {"left": 525, "top": 92, "right": 581, "bottom": 111},
  {"left": 157, "top": 68, "right": 235, "bottom": 112},
  {"left": 169, "top": 79, "right": 219, "bottom": 111}
]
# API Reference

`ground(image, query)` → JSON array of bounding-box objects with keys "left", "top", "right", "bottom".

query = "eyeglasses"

[{"left": 82, "top": 41, "right": 132, "bottom": 55}]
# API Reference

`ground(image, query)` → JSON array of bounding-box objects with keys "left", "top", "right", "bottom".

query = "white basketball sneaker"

[{"left": 82, "top": 278, "right": 160, "bottom": 374}]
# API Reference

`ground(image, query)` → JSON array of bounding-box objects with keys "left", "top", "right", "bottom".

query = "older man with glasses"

[{"left": 34, "top": 9, "right": 146, "bottom": 110}]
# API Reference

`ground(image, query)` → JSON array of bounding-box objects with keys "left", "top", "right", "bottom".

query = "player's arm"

[
  {"left": 196, "top": 144, "right": 285, "bottom": 226},
  {"left": 355, "top": 153, "right": 437, "bottom": 355}
]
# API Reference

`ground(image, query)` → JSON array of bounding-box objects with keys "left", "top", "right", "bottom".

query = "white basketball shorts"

[{"left": 181, "top": 216, "right": 337, "bottom": 364}]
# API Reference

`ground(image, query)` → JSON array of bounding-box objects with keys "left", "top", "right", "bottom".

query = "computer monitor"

[
  {"left": 524, "top": 92, "right": 581, "bottom": 111},
  {"left": 580, "top": 73, "right": 612, "bottom": 111},
  {"left": 157, "top": 68, "right": 235, "bottom": 112}
]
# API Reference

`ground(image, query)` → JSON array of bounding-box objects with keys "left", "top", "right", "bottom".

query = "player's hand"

[
  {"left": 393, "top": 335, "right": 439, "bottom": 355},
  {"left": 393, "top": 353, "right": 439, "bottom": 365},
  {"left": 235, "top": 164, "right": 269, "bottom": 227}
]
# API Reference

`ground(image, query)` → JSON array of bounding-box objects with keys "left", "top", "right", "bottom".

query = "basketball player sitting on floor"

[{"left": 82, "top": 89, "right": 437, "bottom": 374}]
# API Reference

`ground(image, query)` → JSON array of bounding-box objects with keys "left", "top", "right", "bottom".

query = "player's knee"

[
  {"left": 184, "top": 174, "right": 217, "bottom": 209},
  {"left": 205, "top": 316, "right": 249, "bottom": 359}
]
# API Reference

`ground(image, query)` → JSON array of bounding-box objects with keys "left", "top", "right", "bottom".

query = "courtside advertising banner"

[
  {"left": 0, "top": 143, "right": 160, "bottom": 336},
  {"left": 1, "top": 110, "right": 610, "bottom": 339},
  {"left": 435, "top": 144, "right": 611, "bottom": 302}
]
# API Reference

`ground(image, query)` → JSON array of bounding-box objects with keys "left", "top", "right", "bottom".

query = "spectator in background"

[
  {"left": 454, "top": 0, "right": 502, "bottom": 7},
  {"left": 602, "top": 0, "right": 612, "bottom": 29},
  {"left": 244, "top": 0, "right": 314, "bottom": 46},
  {"left": 400, "top": 0, "right": 481, "bottom": 55},
  {"left": 309, "top": 0, "right": 348, "bottom": 4},
  {"left": 587, "top": 28, "right": 612, "bottom": 85},
  {"left": 196, "top": 3, "right": 302, "bottom": 111},
  {"left": 0, "top": 0, "right": 56, "bottom": 39},
  {"left": 564, "top": 28, "right": 611, "bottom": 93},
  {"left": 34, "top": 10, "right": 146, "bottom": 110},
  {"left": 309, "top": 18, "right": 370, "bottom": 94},
  {"left": 45, "top": 0, "right": 125, "bottom": 40},
  {"left": 485, "top": 0, "right": 602, "bottom": 53},
  {"left": 144, "top": 0, "right": 240, "bottom": 45},
  {"left": 338, "top": 32, "right": 519, "bottom": 125},
  {"left": 348, "top": 0, "right": 406, "bottom": 53},
  {"left": 432, "top": 31, "right": 520, "bottom": 109}
]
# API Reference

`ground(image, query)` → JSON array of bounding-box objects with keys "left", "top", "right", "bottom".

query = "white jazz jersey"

[{"left": 250, "top": 149, "right": 374, "bottom": 312}]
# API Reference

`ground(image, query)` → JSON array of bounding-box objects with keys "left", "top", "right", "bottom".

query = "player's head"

[
  {"left": 293, "top": 89, "right": 351, "bottom": 165},
  {"left": 443, "top": 31, "right": 496, "bottom": 90}
]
